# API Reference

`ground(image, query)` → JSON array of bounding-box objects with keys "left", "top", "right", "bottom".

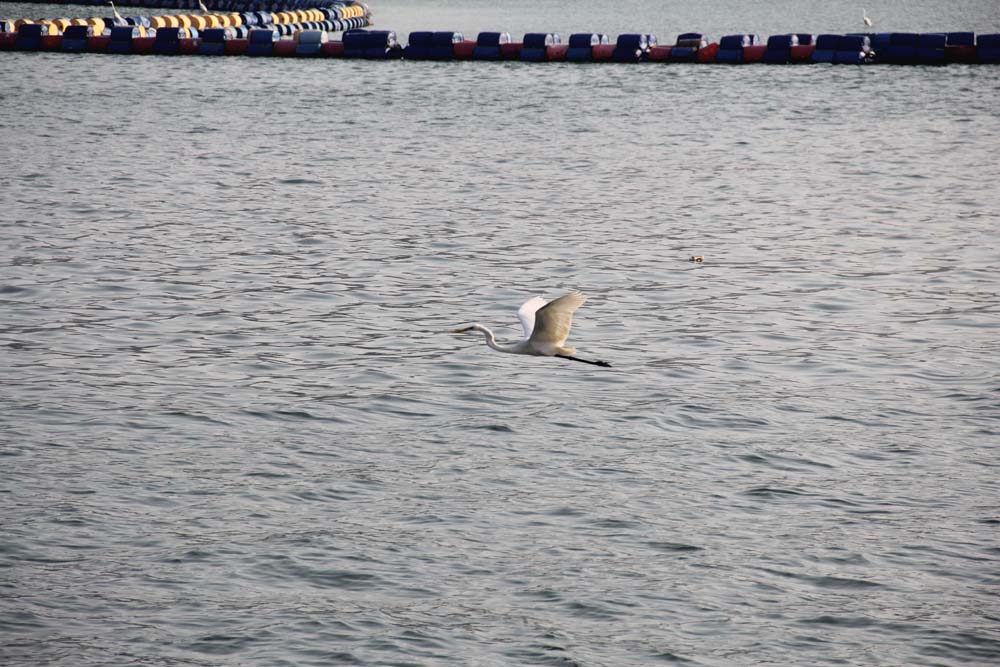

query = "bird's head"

[{"left": 453, "top": 323, "right": 493, "bottom": 336}]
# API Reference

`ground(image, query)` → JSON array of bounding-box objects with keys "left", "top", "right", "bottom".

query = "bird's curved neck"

[{"left": 472, "top": 324, "right": 519, "bottom": 354}]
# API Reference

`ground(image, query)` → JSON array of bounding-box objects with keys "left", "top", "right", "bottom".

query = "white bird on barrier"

[
  {"left": 198, "top": 0, "right": 210, "bottom": 13},
  {"left": 863, "top": 8, "right": 873, "bottom": 28},
  {"left": 108, "top": 1, "right": 124, "bottom": 23},
  {"left": 453, "top": 291, "right": 611, "bottom": 367}
]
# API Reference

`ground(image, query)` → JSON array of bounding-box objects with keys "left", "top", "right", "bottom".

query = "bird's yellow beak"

[{"left": 452, "top": 326, "right": 473, "bottom": 333}]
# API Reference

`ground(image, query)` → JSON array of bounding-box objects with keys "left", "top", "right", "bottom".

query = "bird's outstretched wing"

[
  {"left": 529, "top": 292, "right": 586, "bottom": 347},
  {"left": 516, "top": 296, "right": 547, "bottom": 339}
]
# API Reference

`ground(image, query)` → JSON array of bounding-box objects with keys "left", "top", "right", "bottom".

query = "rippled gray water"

[{"left": 2, "top": 1, "right": 1000, "bottom": 665}]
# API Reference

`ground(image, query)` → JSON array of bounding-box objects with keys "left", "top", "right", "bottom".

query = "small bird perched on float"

[{"left": 108, "top": 1, "right": 125, "bottom": 24}]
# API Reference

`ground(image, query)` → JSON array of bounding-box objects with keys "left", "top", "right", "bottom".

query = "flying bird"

[
  {"left": 863, "top": 8, "right": 873, "bottom": 28},
  {"left": 453, "top": 291, "right": 611, "bottom": 367}
]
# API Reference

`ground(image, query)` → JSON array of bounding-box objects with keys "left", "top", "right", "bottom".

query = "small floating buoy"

[{"left": 689, "top": 255, "right": 704, "bottom": 263}]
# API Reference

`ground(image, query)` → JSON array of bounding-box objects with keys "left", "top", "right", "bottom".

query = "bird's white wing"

[
  {"left": 516, "top": 296, "right": 548, "bottom": 339},
  {"left": 528, "top": 291, "right": 587, "bottom": 346}
]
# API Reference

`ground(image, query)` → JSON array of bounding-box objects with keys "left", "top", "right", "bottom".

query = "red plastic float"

[
  {"left": 743, "top": 44, "right": 767, "bottom": 62},
  {"left": 591, "top": 43, "right": 614, "bottom": 60},
  {"left": 453, "top": 39, "right": 475, "bottom": 59},
  {"left": 273, "top": 39, "right": 297, "bottom": 56},
  {"left": 179, "top": 38, "right": 200, "bottom": 55},
  {"left": 547, "top": 43, "right": 568, "bottom": 60},
  {"left": 87, "top": 35, "right": 110, "bottom": 52},
  {"left": 696, "top": 42, "right": 719, "bottom": 62},
  {"left": 320, "top": 40, "right": 344, "bottom": 57},
  {"left": 790, "top": 44, "right": 815, "bottom": 62},
  {"left": 945, "top": 44, "right": 977, "bottom": 62},
  {"left": 40, "top": 34, "right": 62, "bottom": 50},
  {"left": 499, "top": 42, "right": 521, "bottom": 59},
  {"left": 647, "top": 45, "right": 672, "bottom": 61},
  {"left": 0, "top": 33, "right": 15, "bottom": 50},
  {"left": 224, "top": 38, "right": 249, "bottom": 55},
  {"left": 132, "top": 36, "right": 155, "bottom": 54}
]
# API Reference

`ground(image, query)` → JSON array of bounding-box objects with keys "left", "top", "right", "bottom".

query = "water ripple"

[{"left": 2, "top": 4, "right": 999, "bottom": 665}]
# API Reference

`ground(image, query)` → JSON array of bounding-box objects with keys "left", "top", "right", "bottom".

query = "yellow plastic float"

[{"left": 2, "top": 5, "right": 374, "bottom": 43}]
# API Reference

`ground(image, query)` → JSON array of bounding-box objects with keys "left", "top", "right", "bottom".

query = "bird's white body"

[
  {"left": 863, "top": 9, "right": 873, "bottom": 27},
  {"left": 454, "top": 292, "right": 610, "bottom": 367}
]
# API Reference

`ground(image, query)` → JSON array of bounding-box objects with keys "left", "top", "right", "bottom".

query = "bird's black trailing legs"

[{"left": 556, "top": 355, "right": 612, "bottom": 368}]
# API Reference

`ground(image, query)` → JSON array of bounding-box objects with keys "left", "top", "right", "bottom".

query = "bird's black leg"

[{"left": 555, "top": 355, "right": 612, "bottom": 368}]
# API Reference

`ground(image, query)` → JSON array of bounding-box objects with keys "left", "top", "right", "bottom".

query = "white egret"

[
  {"left": 198, "top": 0, "right": 210, "bottom": 13},
  {"left": 453, "top": 291, "right": 611, "bottom": 367},
  {"left": 863, "top": 8, "right": 873, "bottom": 28},
  {"left": 108, "top": 1, "right": 124, "bottom": 23}
]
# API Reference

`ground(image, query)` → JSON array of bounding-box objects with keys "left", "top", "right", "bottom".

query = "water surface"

[{"left": 2, "top": 1, "right": 999, "bottom": 665}]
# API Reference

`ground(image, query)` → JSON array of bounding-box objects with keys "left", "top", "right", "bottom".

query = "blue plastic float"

[
  {"left": 472, "top": 31, "right": 508, "bottom": 60},
  {"left": 762, "top": 34, "right": 796, "bottom": 64},
  {"left": 521, "top": 32, "right": 559, "bottom": 62},
  {"left": 612, "top": 34, "right": 647, "bottom": 62}
]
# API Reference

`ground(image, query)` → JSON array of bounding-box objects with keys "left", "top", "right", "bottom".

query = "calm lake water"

[{"left": 2, "top": 1, "right": 999, "bottom": 666}]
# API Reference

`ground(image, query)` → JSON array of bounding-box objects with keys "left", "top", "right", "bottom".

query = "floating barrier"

[
  {"left": 917, "top": 33, "right": 946, "bottom": 65},
  {"left": 62, "top": 24, "right": 91, "bottom": 51},
  {"left": 154, "top": 26, "right": 181, "bottom": 53},
  {"left": 565, "top": 33, "right": 608, "bottom": 62},
  {"left": 13, "top": 23, "right": 44, "bottom": 50},
  {"left": 762, "top": 34, "right": 796, "bottom": 64},
  {"left": 295, "top": 29, "right": 327, "bottom": 56},
  {"left": 717, "top": 35, "right": 753, "bottom": 64},
  {"left": 979, "top": 33, "right": 1000, "bottom": 63},
  {"left": 612, "top": 34, "right": 647, "bottom": 63},
  {"left": 247, "top": 28, "right": 277, "bottom": 56},
  {"left": 879, "top": 32, "right": 918, "bottom": 64},
  {"left": 669, "top": 33, "right": 704, "bottom": 62},
  {"left": 404, "top": 31, "right": 464, "bottom": 60},
  {"left": 944, "top": 32, "right": 976, "bottom": 63},
  {"left": 0, "top": 1, "right": 371, "bottom": 49},
  {"left": 811, "top": 34, "right": 838, "bottom": 63},
  {"left": 106, "top": 26, "right": 136, "bottom": 54},
  {"left": 342, "top": 28, "right": 398, "bottom": 58},
  {"left": 198, "top": 27, "right": 228, "bottom": 54},
  {"left": 8, "top": 0, "right": 368, "bottom": 11},
  {"left": 837, "top": 35, "right": 874, "bottom": 64},
  {"left": 520, "top": 33, "right": 559, "bottom": 62},
  {"left": 472, "top": 31, "right": 509, "bottom": 60},
  {"left": 3, "top": 17, "right": 1000, "bottom": 64}
]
